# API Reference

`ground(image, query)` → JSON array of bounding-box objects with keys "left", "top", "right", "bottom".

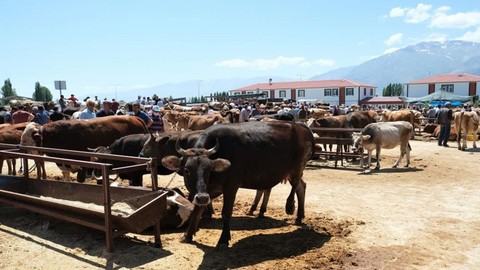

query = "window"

[
  {"left": 363, "top": 88, "right": 367, "bottom": 95},
  {"left": 324, "top": 88, "right": 339, "bottom": 96},
  {"left": 298, "top": 89, "right": 305, "bottom": 97},
  {"left": 370, "top": 89, "right": 374, "bottom": 96},
  {"left": 234, "top": 92, "right": 241, "bottom": 96},
  {"left": 279, "top": 90, "right": 286, "bottom": 98},
  {"left": 247, "top": 91, "right": 254, "bottom": 95},
  {"left": 346, "top": 88, "right": 354, "bottom": 96},
  {"left": 441, "top": 84, "right": 454, "bottom": 93},
  {"left": 261, "top": 91, "right": 269, "bottom": 98}
]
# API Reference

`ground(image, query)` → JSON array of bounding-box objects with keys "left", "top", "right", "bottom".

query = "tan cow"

[
  {"left": 186, "top": 114, "right": 229, "bottom": 130},
  {"left": 454, "top": 111, "right": 480, "bottom": 151}
]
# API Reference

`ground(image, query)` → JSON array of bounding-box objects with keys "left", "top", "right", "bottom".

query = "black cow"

[
  {"left": 161, "top": 121, "right": 314, "bottom": 249},
  {"left": 92, "top": 131, "right": 202, "bottom": 186}
]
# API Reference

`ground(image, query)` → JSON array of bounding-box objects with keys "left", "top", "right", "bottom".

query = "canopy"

[
  {"left": 399, "top": 90, "right": 472, "bottom": 104},
  {"left": 428, "top": 100, "right": 463, "bottom": 107}
]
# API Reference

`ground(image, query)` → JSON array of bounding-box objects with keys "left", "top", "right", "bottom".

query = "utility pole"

[
  {"left": 197, "top": 80, "right": 202, "bottom": 101},
  {"left": 112, "top": 84, "right": 120, "bottom": 100}
]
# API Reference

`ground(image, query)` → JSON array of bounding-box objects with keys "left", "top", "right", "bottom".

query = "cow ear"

[
  {"left": 361, "top": 135, "right": 371, "bottom": 140},
  {"left": 155, "top": 136, "right": 170, "bottom": 145},
  {"left": 162, "top": 156, "right": 182, "bottom": 171},
  {"left": 211, "top": 158, "right": 231, "bottom": 173}
]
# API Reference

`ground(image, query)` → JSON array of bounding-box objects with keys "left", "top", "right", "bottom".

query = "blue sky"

[{"left": 1, "top": 1, "right": 479, "bottom": 101}]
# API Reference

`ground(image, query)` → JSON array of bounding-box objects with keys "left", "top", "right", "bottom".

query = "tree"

[
  {"left": 1, "top": 78, "right": 17, "bottom": 98},
  {"left": 32, "top": 82, "right": 53, "bottom": 102},
  {"left": 383, "top": 83, "right": 404, "bottom": 96}
]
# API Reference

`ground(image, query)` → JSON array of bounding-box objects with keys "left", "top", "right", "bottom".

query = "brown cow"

[
  {"left": 454, "top": 111, "right": 480, "bottom": 151},
  {"left": 20, "top": 116, "right": 148, "bottom": 182},
  {"left": 0, "top": 123, "right": 31, "bottom": 176}
]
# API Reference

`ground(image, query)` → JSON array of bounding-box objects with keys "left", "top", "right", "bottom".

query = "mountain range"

[{"left": 116, "top": 40, "right": 480, "bottom": 102}]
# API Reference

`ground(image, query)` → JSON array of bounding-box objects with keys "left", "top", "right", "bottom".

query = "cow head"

[
  {"left": 20, "top": 122, "right": 41, "bottom": 147},
  {"left": 162, "top": 139, "right": 230, "bottom": 206},
  {"left": 139, "top": 133, "right": 170, "bottom": 159},
  {"left": 351, "top": 132, "right": 370, "bottom": 153}
]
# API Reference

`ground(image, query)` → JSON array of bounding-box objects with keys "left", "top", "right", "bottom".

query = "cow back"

[
  {"left": 39, "top": 116, "right": 148, "bottom": 151},
  {"left": 193, "top": 121, "right": 314, "bottom": 190}
]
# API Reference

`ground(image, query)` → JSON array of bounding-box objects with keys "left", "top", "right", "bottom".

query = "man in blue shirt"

[
  {"left": 79, "top": 99, "right": 97, "bottom": 120},
  {"left": 36, "top": 106, "right": 50, "bottom": 125},
  {"left": 132, "top": 102, "right": 152, "bottom": 127}
]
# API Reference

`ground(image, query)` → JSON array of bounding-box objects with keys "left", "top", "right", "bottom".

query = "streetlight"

[
  {"left": 112, "top": 84, "right": 119, "bottom": 100},
  {"left": 197, "top": 80, "right": 202, "bottom": 100}
]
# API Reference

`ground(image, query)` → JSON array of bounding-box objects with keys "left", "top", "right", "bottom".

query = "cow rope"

[{"left": 165, "top": 172, "right": 177, "bottom": 189}]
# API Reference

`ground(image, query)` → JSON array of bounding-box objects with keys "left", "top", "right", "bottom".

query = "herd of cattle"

[{"left": 0, "top": 101, "right": 479, "bottom": 249}]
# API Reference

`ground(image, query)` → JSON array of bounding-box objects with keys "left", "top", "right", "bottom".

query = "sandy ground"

[{"left": 1, "top": 137, "right": 480, "bottom": 269}]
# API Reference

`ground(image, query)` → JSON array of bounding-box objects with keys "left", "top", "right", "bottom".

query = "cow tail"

[{"left": 408, "top": 143, "right": 412, "bottom": 151}]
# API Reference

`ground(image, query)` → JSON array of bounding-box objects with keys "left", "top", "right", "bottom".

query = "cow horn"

[
  {"left": 175, "top": 139, "right": 188, "bottom": 156},
  {"left": 206, "top": 139, "right": 219, "bottom": 156},
  {"left": 91, "top": 171, "right": 102, "bottom": 181}
]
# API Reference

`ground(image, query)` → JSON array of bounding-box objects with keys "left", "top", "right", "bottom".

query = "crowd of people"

[{"left": 0, "top": 94, "right": 169, "bottom": 134}]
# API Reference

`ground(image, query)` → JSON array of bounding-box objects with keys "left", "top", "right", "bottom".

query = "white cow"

[{"left": 352, "top": 121, "right": 414, "bottom": 170}]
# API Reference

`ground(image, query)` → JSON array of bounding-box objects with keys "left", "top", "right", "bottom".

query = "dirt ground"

[{"left": 1, "top": 136, "right": 480, "bottom": 269}]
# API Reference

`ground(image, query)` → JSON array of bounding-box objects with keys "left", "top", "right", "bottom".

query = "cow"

[
  {"left": 380, "top": 109, "right": 416, "bottom": 128},
  {"left": 186, "top": 114, "right": 229, "bottom": 131},
  {"left": 162, "top": 188, "right": 195, "bottom": 229},
  {"left": 20, "top": 116, "right": 148, "bottom": 182},
  {"left": 454, "top": 111, "right": 480, "bottom": 151},
  {"left": 90, "top": 131, "right": 201, "bottom": 186},
  {"left": 0, "top": 123, "right": 31, "bottom": 176},
  {"left": 352, "top": 121, "right": 414, "bottom": 170},
  {"left": 160, "top": 121, "right": 314, "bottom": 249}
]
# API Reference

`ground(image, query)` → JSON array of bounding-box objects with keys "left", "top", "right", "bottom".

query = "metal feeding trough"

[{"left": 0, "top": 143, "right": 168, "bottom": 253}]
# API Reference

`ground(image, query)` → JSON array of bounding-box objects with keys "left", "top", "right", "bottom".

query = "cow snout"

[{"left": 193, "top": 193, "right": 211, "bottom": 206}]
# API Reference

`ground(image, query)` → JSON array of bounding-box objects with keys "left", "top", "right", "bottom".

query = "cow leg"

[
  {"left": 394, "top": 145, "right": 406, "bottom": 168},
  {"left": 286, "top": 184, "right": 297, "bottom": 215},
  {"left": 367, "top": 150, "right": 373, "bottom": 169},
  {"left": 130, "top": 174, "right": 143, "bottom": 186},
  {"left": 182, "top": 205, "right": 206, "bottom": 244},
  {"left": 405, "top": 143, "right": 411, "bottom": 167},
  {"left": 77, "top": 169, "right": 86, "bottom": 183},
  {"left": 217, "top": 189, "right": 238, "bottom": 249},
  {"left": 473, "top": 134, "right": 477, "bottom": 149},
  {"left": 258, "top": 189, "right": 272, "bottom": 218},
  {"left": 462, "top": 131, "right": 467, "bottom": 151},
  {"left": 374, "top": 147, "right": 381, "bottom": 170},
  {"left": 247, "top": 190, "right": 264, "bottom": 216},
  {"left": 294, "top": 178, "right": 306, "bottom": 224}
]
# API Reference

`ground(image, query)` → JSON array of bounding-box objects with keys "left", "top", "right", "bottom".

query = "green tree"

[
  {"left": 1, "top": 78, "right": 17, "bottom": 98},
  {"left": 32, "top": 82, "right": 53, "bottom": 102},
  {"left": 383, "top": 83, "right": 404, "bottom": 96}
]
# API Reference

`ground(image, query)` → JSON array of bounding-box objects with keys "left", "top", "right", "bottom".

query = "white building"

[
  {"left": 405, "top": 73, "right": 480, "bottom": 98},
  {"left": 230, "top": 79, "right": 376, "bottom": 106}
]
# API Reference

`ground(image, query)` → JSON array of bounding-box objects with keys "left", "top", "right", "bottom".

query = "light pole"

[
  {"left": 112, "top": 84, "right": 119, "bottom": 100},
  {"left": 197, "top": 80, "right": 202, "bottom": 101}
]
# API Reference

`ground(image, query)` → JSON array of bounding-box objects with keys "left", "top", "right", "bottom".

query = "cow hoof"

[
  {"left": 180, "top": 235, "right": 193, "bottom": 244},
  {"left": 295, "top": 219, "right": 304, "bottom": 226},
  {"left": 216, "top": 243, "right": 229, "bottom": 251},
  {"left": 392, "top": 165, "right": 398, "bottom": 168},
  {"left": 258, "top": 212, "right": 266, "bottom": 218},
  {"left": 246, "top": 211, "right": 255, "bottom": 216},
  {"left": 374, "top": 167, "right": 380, "bottom": 170}
]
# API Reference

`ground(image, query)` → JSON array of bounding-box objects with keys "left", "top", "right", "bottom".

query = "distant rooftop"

[
  {"left": 233, "top": 79, "right": 376, "bottom": 91},
  {"left": 408, "top": 73, "right": 480, "bottom": 84}
]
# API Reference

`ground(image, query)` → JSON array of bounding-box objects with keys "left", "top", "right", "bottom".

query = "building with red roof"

[
  {"left": 230, "top": 79, "right": 376, "bottom": 106},
  {"left": 405, "top": 73, "right": 480, "bottom": 98}
]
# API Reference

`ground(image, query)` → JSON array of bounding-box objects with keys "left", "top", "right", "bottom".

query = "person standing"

[
  {"left": 131, "top": 102, "right": 153, "bottom": 127},
  {"left": 59, "top": 95, "right": 67, "bottom": 112},
  {"left": 148, "top": 105, "right": 164, "bottom": 133},
  {"left": 35, "top": 106, "right": 50, "bottom": 125},
  {"left": 96, "top": 100, "right": 115, "bottom": 117},
  {"left": 78, "top": 99, "right": 97, "bottom": 120},
  {"left": 49, "top": 106, "right": 65, "bottom": 122},
  {"left": 435, "top": 102, "right": 453, "bottom": 147}
]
